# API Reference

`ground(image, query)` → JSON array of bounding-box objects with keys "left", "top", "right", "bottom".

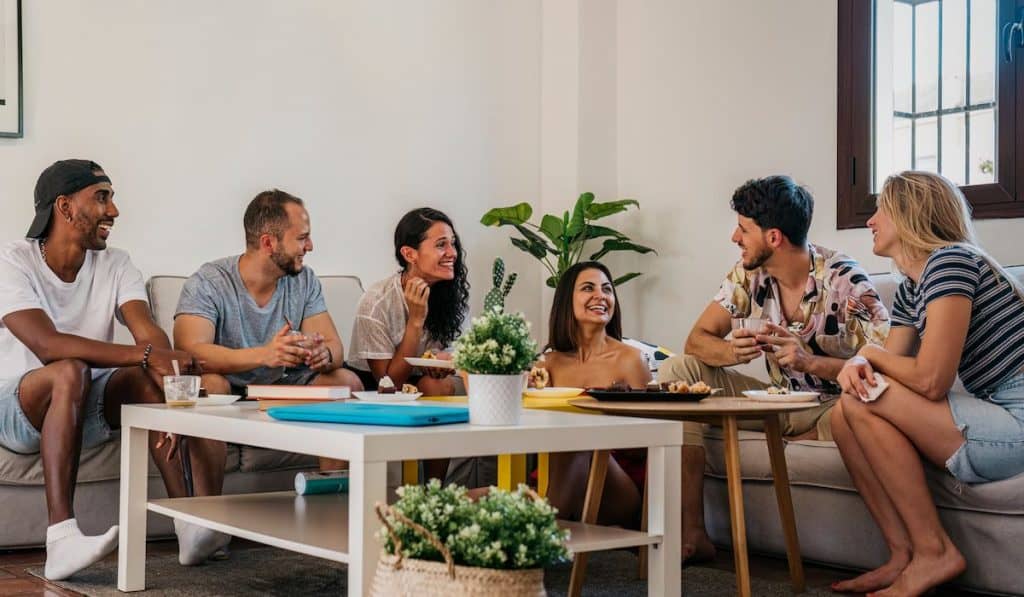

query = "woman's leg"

[
  {"left": 547, "top": 450, "right": 641, "bottom": 527},
  {"left": 839, "top": 381, "right": 967, "bottom": 596},
  {"left": 830, "top": 397, "right": 912, "bottom": 593}
]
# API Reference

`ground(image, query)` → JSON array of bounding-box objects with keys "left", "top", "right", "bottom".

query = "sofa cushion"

[
  {"left": 0, "top": 435, "right": 241, "bottom": 486},
  {"left": 238, "top": 445, "right": 319, "bottom": 473},
  {"left": 703, "top": 427, "right": 1024, "bottom": 515}
]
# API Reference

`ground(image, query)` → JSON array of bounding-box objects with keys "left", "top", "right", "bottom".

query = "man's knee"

[
  {"left": 658, "top": 354, "right": 712, "bottom": 385},
  {"left": 202, "top": 374, "right": 231, "bottom": 395},
  {"left": 312, "top": 369, "right": 365, "bottom": 392},
  {"left": 47, "top": 359, "right": 91, "bottom": 405}
]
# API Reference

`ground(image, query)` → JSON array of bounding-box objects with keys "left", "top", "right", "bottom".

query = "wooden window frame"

[{"left": 838, "top": 0, "right": 1024, "bottom": 228}]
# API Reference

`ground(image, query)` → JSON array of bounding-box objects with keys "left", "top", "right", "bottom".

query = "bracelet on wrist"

[
  {"left": 325, "top": 347, "right": 334, "bottom": 365},
  {"left": 141, "top": 343, "right": 153, "bottom": 370}
]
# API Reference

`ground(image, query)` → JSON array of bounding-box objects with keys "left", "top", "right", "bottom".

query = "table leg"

[
  {"left": 722, "top": 416, "right": 751, "bottom": 597},
  {"left": 402, "top": 460, "right": 418, "bottom": 485},
  {"left": 118, "top": 425, "right": 149, "bottom": 592},
  {"left": 764, "top": 415, "right": 806, "bottom": 592},
  {"left": 646, "top": 444, "right": 681, "bottom": 597},
  {"left": 638, "top": 473, "right": 648, "bottom": 580},
  {"left": 498, "top": 453, "right": 528, "bottom": 490},
  {"left": 568, "top": 450, "right": 610, "bottom": 597},
  {"left": 537, "top": 452, "right": 549, "bottom": 497},
  {"left": 349, "top": 459, "right": 388, "bottom": 597}
]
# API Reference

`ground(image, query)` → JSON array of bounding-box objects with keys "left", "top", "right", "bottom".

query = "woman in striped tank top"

[{"left": 829, "top": 171, "right": 1024, "bottom": 596}]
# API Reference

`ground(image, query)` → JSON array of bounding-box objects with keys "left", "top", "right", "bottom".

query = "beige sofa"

[
  {"left": 0, "top": 274, "right": 365, "bottom": 548},
  {"left": 701, "top": 266, "right": 1024, "bottom": 596}
]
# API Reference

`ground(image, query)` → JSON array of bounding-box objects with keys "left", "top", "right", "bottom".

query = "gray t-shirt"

[{"left": 174, "top": 255, "right": 328, "bottom": 387}]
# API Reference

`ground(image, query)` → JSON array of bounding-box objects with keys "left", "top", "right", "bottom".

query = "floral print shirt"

[{"left": 713, "top": 244, "right": 890, "bottom": 397}]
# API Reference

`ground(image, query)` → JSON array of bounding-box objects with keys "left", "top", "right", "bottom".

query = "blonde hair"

[{"left": 878, "top": 170, "right": 1024, "bottom": 300}]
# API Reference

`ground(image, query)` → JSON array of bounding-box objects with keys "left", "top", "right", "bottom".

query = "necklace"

[{"left": 39, "top": 238, "right": 47, "bottom": 262}]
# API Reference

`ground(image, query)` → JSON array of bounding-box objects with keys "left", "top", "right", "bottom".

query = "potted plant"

[
  {"left": 452, "top": 277, "right": 537, "bottom": 425},
  {"left": 481, "top": 192, "right": 656, "bottom": 288},
  {"left": 374, "top": 481, "right": 569, "bottom": 596}
]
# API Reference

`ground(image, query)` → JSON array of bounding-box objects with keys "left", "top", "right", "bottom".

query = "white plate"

[
  {"left": 742, "top": 390, "right": 820, "bottom": 403},
  {"left": 404, "top": 357, "right": 456, "bottom": 369},
  {"left": 196, "top": 394, "right": 242, "bottom": 406},
  {"left": 353, "top": 391, "right": 422, "bottom": 403}
]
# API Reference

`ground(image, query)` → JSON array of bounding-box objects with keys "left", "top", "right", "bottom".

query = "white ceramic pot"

[{"left": 466, "top": 372, "right": 527, "bottom": 425}]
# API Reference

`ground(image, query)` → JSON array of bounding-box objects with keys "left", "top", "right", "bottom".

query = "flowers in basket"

[{"left": 378, "top": 480, "right": 570, "bottom": 570}]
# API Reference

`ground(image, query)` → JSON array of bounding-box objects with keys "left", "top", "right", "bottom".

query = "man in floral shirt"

[{"left": 658, "top": 175, "right": 890, "bottom": 563}]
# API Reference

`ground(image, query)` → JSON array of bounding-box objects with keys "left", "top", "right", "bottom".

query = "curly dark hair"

[
  {"left": 730, "top": 175, "right": 813, "bottom": 246},
  {"left": 546, "top": 261, "right": 623, "bottom": 353},
  {"left": 394, "top": 208, "right": 470, "bottom": 347}
]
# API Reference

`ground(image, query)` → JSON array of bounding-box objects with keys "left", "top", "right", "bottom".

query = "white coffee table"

[{"left": 116, "top": 401, "right": 682, "bottom": 596}]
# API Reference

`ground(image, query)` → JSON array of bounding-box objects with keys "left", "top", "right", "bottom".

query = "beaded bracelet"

[{"left": 141, "top": 343, "right": 153, "bottom": 370}]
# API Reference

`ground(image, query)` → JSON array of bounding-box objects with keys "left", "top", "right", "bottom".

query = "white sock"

[
  {"left": 174, "top": 519, "right": 231, "bottom": 566},
  {"left": 44, "top": 518, "right": 119, "bottom": 581}
]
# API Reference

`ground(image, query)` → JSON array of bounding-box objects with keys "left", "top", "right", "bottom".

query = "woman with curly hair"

[
  {"left": 831, "top": 171, "right": 1024, "bottom": 595},
  {"left": 346, "top": 207, "right": 470, "bottom": 396}
]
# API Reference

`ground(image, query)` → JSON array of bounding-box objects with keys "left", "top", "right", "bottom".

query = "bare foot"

[
  {"left": 869, "top": 543, "right": 965, "bottom": 597},
  {"left": 831, "top": 550, "right": 911, "bottom": 594},
  {"left": 681, "top": 528, "right": 715, "bottom": 565}
]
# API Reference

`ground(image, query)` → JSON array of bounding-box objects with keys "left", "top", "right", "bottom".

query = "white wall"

[
  {"left": 609, "top": 0, "right": 1024, "bottom": 348},
  {"left": 0, "top": 0, "right": 545, "bottom": 334}
]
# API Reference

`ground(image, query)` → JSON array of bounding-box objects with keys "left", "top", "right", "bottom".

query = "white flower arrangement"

[
  {"left": 452, "top": 309, "right": 538, "bottom": 375},
  {"left": 378, "top": 480, "right": 569, "bottom": 570}
]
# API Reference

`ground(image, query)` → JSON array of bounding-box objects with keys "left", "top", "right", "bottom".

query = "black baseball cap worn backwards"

[{"left": 27, "top": 159, "right": 112, "bottom": 239}]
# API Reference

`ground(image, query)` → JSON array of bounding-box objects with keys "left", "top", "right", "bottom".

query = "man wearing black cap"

[{"left": 0, "top": 160, "right": 229, "bottom": 580}]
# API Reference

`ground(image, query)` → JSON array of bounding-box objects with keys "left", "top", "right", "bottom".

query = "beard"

[
  {"left": 742, "top": 245, "right": 773, "bottom": 270},
  {"left": 271, "top": 247, "right": 303, "bottom": 277}
]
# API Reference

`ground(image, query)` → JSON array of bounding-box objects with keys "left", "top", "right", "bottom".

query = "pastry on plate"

[
  {"left": 378, "top": 375, "right": 397, "bottom": 395},
  {"left": 528, "top": 366, "right": 550, "bottom": 389}
]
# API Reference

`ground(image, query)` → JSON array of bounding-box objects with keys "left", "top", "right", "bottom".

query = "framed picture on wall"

[{"left": 0, "top": 0, "right": 22, "bottom": 138}]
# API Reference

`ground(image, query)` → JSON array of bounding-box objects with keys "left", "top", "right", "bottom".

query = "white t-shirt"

[
  {"left": 347, "top": 272, "right": 448, "bottom": 372},
  {"left": 0, "top": 239, "right": 149, "bottom": 380}
]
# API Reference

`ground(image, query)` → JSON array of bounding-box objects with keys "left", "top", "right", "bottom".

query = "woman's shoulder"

[
  {"left": 357, "top": 273, "right": 403, "bottom": 312},
  {"left": 922, "top": 245, "right": 984, "bottom": 280}
]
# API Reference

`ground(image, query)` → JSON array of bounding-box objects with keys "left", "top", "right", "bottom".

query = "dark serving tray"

[{"left": 586, "top": 389, "right": 711, "bottom": 402}]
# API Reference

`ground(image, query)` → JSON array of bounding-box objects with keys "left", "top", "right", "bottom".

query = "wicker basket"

[{"left": 371, "top": 503, "right": 547, "bottom": 597}]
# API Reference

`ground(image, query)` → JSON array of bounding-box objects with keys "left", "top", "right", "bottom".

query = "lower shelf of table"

[{"left": 147, "top": 491, "right": 661, "bottom": 562}]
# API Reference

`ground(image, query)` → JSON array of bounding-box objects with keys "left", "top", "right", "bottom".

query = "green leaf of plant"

[
  {"left": 567, "top": 193, "right": 594, "bottom": 238},
  {"left": 513, "top": 224, "right": 556, "bottom": 254},
  {"left": 585, "top": 199, "right": 640, "bottom": 220},
  {"left": 589, "top": 239, "right": 657, "bottom": 261},
  {"left": 545, "top": 275, "right": 559, "bottom": 288},
  {"left": 584, "top": 225, "right": 628, "bottom": 240},
  {"left": 511, "top": 237, "right": 548, "bottom": 259},
  {"left": 539, "top": 214, "right": 564, "bottom": 246},
  {"left": 481, "top": 203, "right": 533, "bottom": 227},
  {"left": 612, "top": 272, "right": 643, "bottom": 286}
]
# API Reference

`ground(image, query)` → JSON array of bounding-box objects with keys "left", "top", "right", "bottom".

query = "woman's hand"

[
  {"left": 838, "top": 355, "right": 877, "bottom": 400},
  {"left": 404, "top": 276, "right": 430, "bottom": 326}
]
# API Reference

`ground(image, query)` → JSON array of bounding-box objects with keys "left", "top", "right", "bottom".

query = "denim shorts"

[
  {"left": 0, "top": 368, "right": 116, "bottom": 455},
  {"left": 945, "top": 371, "right": 1024, "bottom": 483}
]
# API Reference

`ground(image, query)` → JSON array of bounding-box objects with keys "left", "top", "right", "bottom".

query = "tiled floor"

[{"left": 0, "top": 539, "right": 984, "bottom": 596}]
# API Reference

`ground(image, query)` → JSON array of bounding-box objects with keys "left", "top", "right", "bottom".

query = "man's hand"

[
  {"left": 404, "top": 276, "right": 430, "bottom": 326},
  {"left": 147, "top": 347, "right": 200, "bottom": 377},
  {"left": 729, "top": 328, "right": 763, "bottom": 364},
  {"left": 155, "top": 432, "right": 180, "bottom": 462},
  {"left": 756, "top": 323, "right": 814, "bottom": 373},
  {"left": 304, "top": 332, "right": 333, "bottom": 372},
  {"left": 262, "top": 323, "right": 310, "bottom": 368},
  {"left": 838, "top": 355, "right": 878, "bottom": 400},
  {"left": 424, "top": 351, "right": 452, "bottom": 379}
]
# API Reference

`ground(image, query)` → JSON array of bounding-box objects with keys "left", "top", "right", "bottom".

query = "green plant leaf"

[
  {"left": 585, "top": 199, "right": 639, "bottom": 220},
  {"left": 513, "top": 224, "right": 556, "bottom": 255},
  {"left": 511, "top": 237, "right": 548, "bottom": 259},
  {"left": 539, "top": 214, "right": 564, "bottom": 246},
  {"left": 545, "top": 274, "right": 559, "bottom": 288},
  {"left": 584, "top": 225, "right": 628, "bottom": 240},
  {"left": 589, "top": 239, "right": 657, "bottom": 261},
  {"left": 481, "top": 203, "right": 533, "bottom": 226},
  {"left": 612, "top": 272, "right": 643, "bottom": 286},
  {"left": 567, "top": 193, "right": 593, "bottom": 238}
]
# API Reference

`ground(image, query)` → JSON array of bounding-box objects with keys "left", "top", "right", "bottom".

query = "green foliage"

[
  {"left": 379, "top": 480, "right": 570, "bottom": 570},
  {"left": 481, "top": 192, "right": 655, "bottom": 288},
  {"left": 483, "top": 257, "right": 518, "bottom": 313},
  {"left": 452, "top": 309, "right": 538, "bottom": 374}
]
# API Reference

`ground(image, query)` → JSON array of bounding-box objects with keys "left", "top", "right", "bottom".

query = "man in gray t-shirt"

[{"left": 174, "top": 190, "right": 363, "bottom": 397}]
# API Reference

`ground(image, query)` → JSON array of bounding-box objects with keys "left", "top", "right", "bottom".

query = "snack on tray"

[
  {"left": 689, "top": 381, "right": 711, "bottom": 394},
  {"left": 528, "top": 366, "right": 550, "bottom": 389},
  {"left": 667, "top": 381, "right": 689, "bottom": 394},
  {"left": 421, "top": 350, "right": 436, "bottom": 359},
  {"left": 646, "top": 380, "right": 664, "bottom": 392},
  {"left": 766, "top": 385, "right": 791, "bottom": 395},
  {"left": 607, "top": 380, "right": 631, "bottom": 392},
  {"left": 401, "top": 384, "right": 419, "bottom": 395},
  {"left": 378, "top": 375, "right": 397, "bottom": 394}
]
